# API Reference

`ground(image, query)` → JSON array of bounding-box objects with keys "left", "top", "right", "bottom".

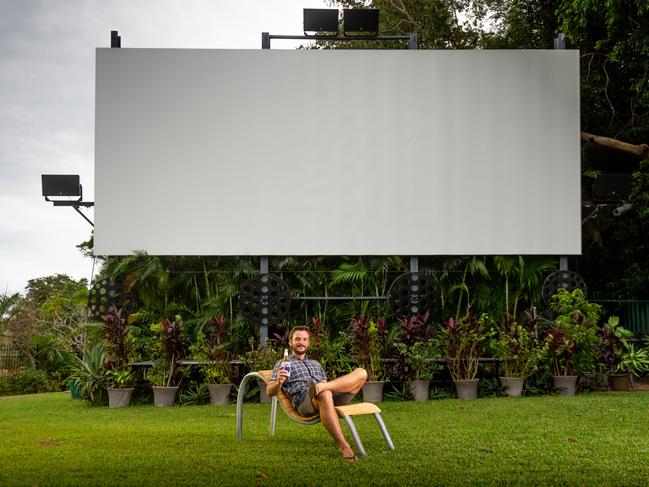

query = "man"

[{"left": 266, "top": 325, "right": 368, "bottom": 462}]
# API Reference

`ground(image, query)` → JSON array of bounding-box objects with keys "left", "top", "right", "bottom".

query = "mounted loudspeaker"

[
  {"left": 388, "top": 272, "right": 437, "bottom": 318},
  {"left": 240, "top": 274, "right": 292, "bottom": 327},
  {"left": 541, "top": 270, "right": 588, "bottom": 305}
]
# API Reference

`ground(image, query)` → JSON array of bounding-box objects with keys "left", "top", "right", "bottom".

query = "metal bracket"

[{"left": 46, "top": 197, "right": 94, "bottom": 227}]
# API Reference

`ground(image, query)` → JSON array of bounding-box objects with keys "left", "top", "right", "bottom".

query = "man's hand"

[{"left": 277, "top": 364, "right": 289, "bottom": 384}]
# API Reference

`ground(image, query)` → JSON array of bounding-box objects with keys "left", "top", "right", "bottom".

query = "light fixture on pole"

[
  {"left": 303, "top": 9, "right": 339, "bottom": 36},
  {"left": 343, "top": 9, "right": 379, "bottom": 36},
  {"left": 42, "top": 174, "right": 94, "bottom": 226}
]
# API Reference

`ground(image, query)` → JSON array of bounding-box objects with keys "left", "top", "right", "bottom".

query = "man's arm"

[{"left": 266, "top": 364, "right": 288, "bottom": 397}]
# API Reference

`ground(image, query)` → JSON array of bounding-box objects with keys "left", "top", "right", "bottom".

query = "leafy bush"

[
  {"left": 445, "top": 310, "right": 487, "bottom": 381},
  {"left": 179, "top": 383, "right": 210, "bottom": 405},
  {"left": 544, "top": 289, "right": 599, "bottom": 376},
  {"left": 350, "top": 316, "right": 386, "bottom": 381},
  {"left": 597, "top": 316, "right": 633, "bottom": 374},
  {"left": 494, "top": 314, "right": 543, "bottom": 378},
  {"left": 101, "top": 307, "right": 132, "bottom": 370},
  {"left": 149, "top": 317, "right": 187, "bottom": 387},
  {"left": 192, "top": 316, "right": 232, "bottom": 385},
  {"left": 398, "top": 339, "right": 444, "bottom": 381},
  {"left": 67, "top": 341, "right": 107, "bottom": 406},
  {"left": 0, "top": 368, "right": 51, "bottom": 396},
  {"left": 242, "top": 338, "right": 278, "bottom": 372}
]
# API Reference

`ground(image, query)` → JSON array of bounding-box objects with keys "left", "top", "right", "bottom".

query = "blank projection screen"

[{"left": 94, "top": 48, "right": 580, "bottom": 256}]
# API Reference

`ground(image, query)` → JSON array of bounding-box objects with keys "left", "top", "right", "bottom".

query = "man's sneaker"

[{"left": 307, "top": 379, "right": 319, "bottom": 401}]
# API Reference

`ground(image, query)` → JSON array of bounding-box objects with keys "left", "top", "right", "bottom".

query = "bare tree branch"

[{"left": 581, "top": 132, "right": 649, "bottom": 160}]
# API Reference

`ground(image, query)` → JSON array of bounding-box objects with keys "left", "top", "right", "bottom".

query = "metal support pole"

[
  {"left": 559, "top": 257, "right": 568, "bottom": 271},
  {"left": 261, "top": 32, "right": 270, "bottom": 49},
  {"left": 269, "top": 396, "right": 278, "bottom": 437},
  {"left": 555, "top": 34, "right": 568, "bottom": 273},
  {"left": 409, "top": 256, "right": 419, "bottom": 273},
  {"left": 72, "top": 205, "right": 94, "bottom": 227},
  {"left": 110, "top": 30, "right": 121, "bottom": 48},
  {"left": 374, "top": 413, "right": 395, "bottom": 450},
  {"left": 261, "top": 33, "right": 416, "bottom": 50},
  {"left": 260, "top": 257, "right": 269, "bottom": 343},
  {"left": 408, "top": 33, "right": 417, "bottom": 50},
  {"left": 342, "top": 416, "right": 367, "bottom": 456}
]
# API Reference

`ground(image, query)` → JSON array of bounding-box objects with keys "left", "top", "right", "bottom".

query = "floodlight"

[
  {"left": 592, "top": 174, "right": 631, "bottom": 201},
  {"left": 303, "top": 9, "right": 339, "bottom": 35},
  {"left": 42, "top": 174, "right": 81, "bottom": 199},
  {"left": 41, "top": 174, "right": 94, "bottom": 226},
  {"left": 343, "top": 9, "right": 379, "bottom": 35}
]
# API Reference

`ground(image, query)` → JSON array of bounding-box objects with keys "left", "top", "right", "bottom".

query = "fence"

[
  {"left": 0, "top": 346, "right": 21, "bottom": 377},
  {"left": 595, "top": 300, "right": 649, "bottom": 335}
]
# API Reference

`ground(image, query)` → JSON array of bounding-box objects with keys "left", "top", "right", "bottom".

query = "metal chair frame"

[{"left": 236, "top": 370, "right": 394, "bottom": 456}]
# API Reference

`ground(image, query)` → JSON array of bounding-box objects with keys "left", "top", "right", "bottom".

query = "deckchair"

[{"left": 236, "top": 370, "right": 394, "bottom": 456}]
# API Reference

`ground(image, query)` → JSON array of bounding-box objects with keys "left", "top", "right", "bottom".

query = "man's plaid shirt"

[{"left": 270, "top": 355, "right": 327, "bottom": 409}]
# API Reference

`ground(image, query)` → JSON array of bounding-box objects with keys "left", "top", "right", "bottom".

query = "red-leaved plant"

[
  {"left": 150, "top": 317, "right": 187, "bottom": 387},
  {"left": 445, "top": 309, "right": 486, "bottom": 381}
]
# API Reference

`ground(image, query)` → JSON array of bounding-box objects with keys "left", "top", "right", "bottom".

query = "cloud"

[{"left": 0, "top": 0, "right": 325, "bottom": 294}]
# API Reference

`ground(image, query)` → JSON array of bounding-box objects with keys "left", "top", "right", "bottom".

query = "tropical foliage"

[
  {"left": 544, "top": 289, "right": 599, "bottom": 376},
  {"left": 445, "top": 310, "right": 487, "bottom": 381},
  {"left": 494, "top": 313, "right": 543, "bottom": 378}
]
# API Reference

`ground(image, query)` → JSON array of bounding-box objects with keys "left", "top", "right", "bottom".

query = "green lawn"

[{"left": 2, "top": 391, "right": 649, "bottom": 486}]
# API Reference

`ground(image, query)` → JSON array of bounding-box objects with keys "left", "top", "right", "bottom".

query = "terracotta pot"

[
  {"left": 499, "top": 377, "right": 524, "bottom": 397},
  {"left": 552, "top": 375, "right": 578, "bottom": 396},
  {"left": 107, "top": 387, "right": 134, "bottom": 408},
  {"left": 407, "top": 380, "right": 430, "bottom": 401},
  {"left": 153, "top": 386, "right": 179, "bottom": 407},
  {"left": 609, "top": 373, "right": 631, "bottom": 391},
  {"left": 208, "top": 383, "right": 233, "bottom": 405},
  {"left": 454, "top": 379, "right": 479, "bottom": 400},
  {"left": 362, "top": 381, "right": 384, "bottom": 403}
]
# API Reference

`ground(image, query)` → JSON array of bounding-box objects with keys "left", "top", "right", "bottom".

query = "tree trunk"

[{"left": 581, "top": 132, "right": 649, "bottom": 160}]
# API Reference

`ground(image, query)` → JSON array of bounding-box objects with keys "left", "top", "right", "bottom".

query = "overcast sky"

[{"left": 0, "top": 0, "right": 329, "bottom": 295}]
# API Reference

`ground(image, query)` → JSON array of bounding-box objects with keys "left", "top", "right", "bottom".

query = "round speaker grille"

[
  {"left": 388, "top": 272, "right": 437, "bottom": 317},
  {"left": 87, "top": 279, "right": 133, "bottom": 320},
  {"left": 240, "top": 274, "right": 291, "bottom": 326},
  {"left": 541, "top": 270, "right": 588, "bottom": 305}
]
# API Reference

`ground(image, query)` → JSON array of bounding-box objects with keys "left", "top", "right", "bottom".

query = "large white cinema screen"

[{"left": 94, "top": 48, "right": 580, "bottom": 256}]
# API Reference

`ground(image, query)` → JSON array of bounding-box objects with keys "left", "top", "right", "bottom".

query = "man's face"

[{"left": 289, "top": 330, "right": 310, "bottom": 356}]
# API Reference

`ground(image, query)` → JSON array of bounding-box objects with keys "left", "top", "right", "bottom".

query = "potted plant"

[
  {"left": 193, "top": 316, "right": 233, "bottom": 405},
  {"left": 398, "top": 339, "right": 443, "bottom": 401},
  {"left": 242, "top": 338, "right": 278, "bottom": 403},
  {"left": 494, "top": 313, "right": 542, "bottom": 397},
  {"left": 597, "top": 316, "right": 635, "bottom": 390},
  {"left": 445, "top": 310, "right": 486, "bottom": 400},
  {"left": 68, "top": 340, "right": 107, "bottom": 406},
  {"left": 101, "top": 307, "right": 135, "bottom": 408},
  {"left": 149, "top": 316, "right": 187, "bottom": 407},
  {"left": 545, "top": 289, "right": 599, "bottom": 396},
  {"left": 105, "top": 369, "right": 134, "bottom": 408},
  {"left": 350, "top": 316, "right": 386, "bottom": 403},
  {"left": 616, "top": 342, "right": 649, "bottom": 390}
]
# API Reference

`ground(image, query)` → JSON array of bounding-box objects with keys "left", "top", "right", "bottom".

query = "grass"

[{"left": 2, "top": 391, "right": 649, "bottom": 486}]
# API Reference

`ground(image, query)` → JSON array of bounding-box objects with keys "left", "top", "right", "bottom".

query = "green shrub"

[{"left": 0, "top": 368, "right": 51, "bottom": 396}]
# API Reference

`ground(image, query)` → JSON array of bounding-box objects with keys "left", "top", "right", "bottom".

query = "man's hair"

[{"left": 288, "top": 325, "right": 311, "bottom": 341}]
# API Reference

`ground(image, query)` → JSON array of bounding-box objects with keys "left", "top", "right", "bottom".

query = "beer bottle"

[{"left": 282, "top": 348, "right": 291, "bottom": 378}]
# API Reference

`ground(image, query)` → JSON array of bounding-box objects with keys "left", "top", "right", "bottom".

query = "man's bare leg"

[
  {"left": 311, "top": 368, "right": 367, "bottom": 460},
  {"left": 314, "top": 390, "right": 356, "bottom": 459},
  {"left": 315, "top": 368, "right": 367, "bottom": 396}
]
